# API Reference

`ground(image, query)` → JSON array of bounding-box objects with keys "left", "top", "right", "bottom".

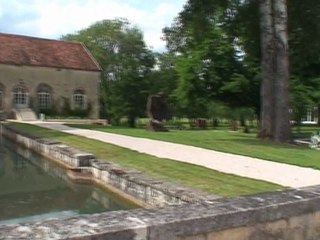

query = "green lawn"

[
  {"left": 67, "top": 124, "right": 320, "bottom": 169},
  {"left": 292, "top": 125, "right": 320, "bottom": 138},
  {"left": 7, "top": 122, "right": 282, "bottom": 197}
]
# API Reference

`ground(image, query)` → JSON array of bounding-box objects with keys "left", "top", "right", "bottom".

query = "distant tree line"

[{"left": 62, "top": 0, "right": 320, "bottom": 142}]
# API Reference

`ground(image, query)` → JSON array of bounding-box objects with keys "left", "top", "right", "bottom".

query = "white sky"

[{"left": 0, "top": 0, "right": 187, "bottom": 52}]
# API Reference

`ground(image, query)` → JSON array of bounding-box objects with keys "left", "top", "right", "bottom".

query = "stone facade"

[
  {"left": 0, "top": 64, "right": 100, "bottom": 118},
  {"left": 0, "top": 32, "right": 101, "bottom": 119}
]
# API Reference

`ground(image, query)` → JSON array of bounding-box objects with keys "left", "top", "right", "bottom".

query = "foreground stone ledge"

[{"left": 1, "top": 187, "right": 320, "bottom": 239}]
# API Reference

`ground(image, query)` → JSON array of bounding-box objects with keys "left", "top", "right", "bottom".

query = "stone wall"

[
  {"left": 2, "top": 124, "right": 217, "bottom": 208},
  {"left": 1, "top": 186, "right": 320, "bottom": 240},
  {"left": 0, "top": 64, "right": 100, "bottom": 118}
]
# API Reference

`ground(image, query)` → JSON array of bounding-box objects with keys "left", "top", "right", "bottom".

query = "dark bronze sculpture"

[{"left": 146, "top": 92, "right": 170, "bottom": 131}]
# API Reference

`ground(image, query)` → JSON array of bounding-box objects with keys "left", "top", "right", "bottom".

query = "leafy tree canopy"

[
  {"left": 163, "top": 0, "right": 259, "bottom": 118},
  {"left": 63, "top": 19, "right": 155, "bottom": 126}
]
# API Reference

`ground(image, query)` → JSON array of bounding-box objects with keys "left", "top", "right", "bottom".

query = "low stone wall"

[
  {"left": 2, "top": 124, "right": 217, "bottom": 207},
  {"left": 3, "top": 125, "right": 94, "bottom": 168},
  {"left": 2, "top": 186, "right": 320, "bottom": 239},
  {"left": 91, "top": 161, "right": 216, "bottom": 207},
  {"left": 4, "top": 124, "right": 320, "bottom": 240}
]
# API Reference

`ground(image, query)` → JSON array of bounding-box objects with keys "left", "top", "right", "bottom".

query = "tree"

[
  {"left": 146, "top": 53, "right": 180, "bottom": 117},
  {"left": 273, "top": 0, "right": 290, "bottom": 142},
  {"left": 63, "top": 19, "right": 155, "bottom": 127},
  {"left": 163, "top": 0, "right": 258, "bottom": 120},
  {"left": 258, "top": 0, "right": 290, "bottom": 142},
  {"left": 236, "top": 0, "right": 320, "bottom": 140},
  {"left": 148, "top": 53, "right": 178, "bottom": 99},
  {"left": 174, "top": 50, "right": 211, "bottom": 118},
  {"left": 164, "top": 0, "right": 318, "bottom": 137},
  {"left": 258, "top": 0, "right": 275, "bottom": 139}
]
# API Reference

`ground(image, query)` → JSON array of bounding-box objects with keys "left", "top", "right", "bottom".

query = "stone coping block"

[
  {"left": 91, "top": 160, "right": 217, "bottom": 205},
  {"left": 1, "top": 186, "right": 320, "bottom": 239},
  {"left": 52, "top": 144, "right": 95, "bottom": 167},
  {"left": 36, "top": 138, "right": 61, "bottom": 145}
]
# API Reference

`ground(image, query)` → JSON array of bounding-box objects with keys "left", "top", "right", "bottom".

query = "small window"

[{"left": 73, "top": 89, "right": 86, "bottom": 109}]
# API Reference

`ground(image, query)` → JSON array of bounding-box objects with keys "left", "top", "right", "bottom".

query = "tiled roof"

[{"left": 0, "top": 32, "right": 101, "bottom": 71}]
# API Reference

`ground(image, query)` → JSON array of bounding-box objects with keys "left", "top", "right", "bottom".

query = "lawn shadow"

[{"left": 220, "top": 137, "right": 307, "bottom": 150}]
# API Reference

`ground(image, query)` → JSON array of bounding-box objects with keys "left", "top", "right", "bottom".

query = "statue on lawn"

[{"left": 147, "top": 92, "right": 170, "bottom": 131}]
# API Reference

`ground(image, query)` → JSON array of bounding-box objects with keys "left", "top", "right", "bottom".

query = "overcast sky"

[{"left": 0, "top": 0, "right": 187, "bottom": 52}]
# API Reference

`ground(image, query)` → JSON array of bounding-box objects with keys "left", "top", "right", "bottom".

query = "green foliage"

[
  {"left": 163, "top": 0, "right": 262, "bottom": 118},
  {"left": 38, "top": 107, "right": 58, "bottom": 117},
  {"left": 235, "top": 0, "right": 320, "bottom": 118},
  {"left": 61, "top": 97, "right": 71, "bottom": 117},
  {"left": 290, "top": 77, "right": 314, "bottom": 125},
  {"left": 220, "top": 73, "right": 249, "bottom": 93},
  {"left": 207, "top": 102, "right": 229, "bottom": 120},
  {"left": 174, "top": 50, "right": 211, "bottom": 118},
  {"left": 59, "top": 2, "right": 320, "bottom": 126},
  {"left": 58, "top": 97, "right": 92, "bottom": 118},
  {"left": 288, "top": 0, "right": 320, "bottom": 75},
  {"left": 163, "top": 0, "right": 319, "bottom": 132},
  {"left": 72, "top": 101, "right": 93, "bottom": 118},
  {"left": 63, "top": 19, "right": 155, "bottom": 126},
  {"left": 148, "top": 53, "right": 178, "bottom": 98}
]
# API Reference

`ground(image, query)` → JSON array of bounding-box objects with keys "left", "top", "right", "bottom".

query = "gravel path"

[{"left": 34, "top": 122, "right": 320, "bottom": 188}]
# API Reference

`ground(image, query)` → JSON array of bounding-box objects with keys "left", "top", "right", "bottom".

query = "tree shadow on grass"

[{"left": 220, "top": 137, "right": 306, "bottom": 150}]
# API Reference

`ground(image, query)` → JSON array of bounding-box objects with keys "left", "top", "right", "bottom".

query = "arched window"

[
  {"left": 37, "top": 84, "right": 52, "bottom": 109},
  {"left": 73, "top": 89, "right": 86, "bottom": 109}
]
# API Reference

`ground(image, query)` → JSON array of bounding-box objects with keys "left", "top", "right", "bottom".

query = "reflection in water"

[{"left": 0, "top": 139, "right": 137, "bottom": 224}]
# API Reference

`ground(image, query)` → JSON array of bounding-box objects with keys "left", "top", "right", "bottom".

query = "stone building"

[{"left": 0, "top": 32, "right": 101, "bottom": 119}]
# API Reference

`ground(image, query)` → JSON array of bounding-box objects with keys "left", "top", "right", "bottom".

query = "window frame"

[
  {"left": 73, "top": 89, "right": 86, "bottom": 110},
  {"left": 13, "top": 86, "right": 27, "bottom": 105},
  {"left": 36, "top": 83, "right": 53, "bottom": 110}
]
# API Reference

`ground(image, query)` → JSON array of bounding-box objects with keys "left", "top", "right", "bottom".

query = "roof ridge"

[{"left": 0, "top": 32, "right": 82, "bottom": 46}]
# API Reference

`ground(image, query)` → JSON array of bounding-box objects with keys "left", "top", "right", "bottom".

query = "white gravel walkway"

[{"left": 33, "top": 122, "right": 320, "bottom": 188}]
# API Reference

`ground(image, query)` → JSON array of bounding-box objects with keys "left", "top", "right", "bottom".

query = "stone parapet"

[{"left": 1, "top": 186, "right": 320, "bottom": 239}]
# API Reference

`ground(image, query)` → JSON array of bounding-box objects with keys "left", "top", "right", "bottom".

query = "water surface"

[{"left": 0, "top": 138, "right": 137, "bottom": 224}]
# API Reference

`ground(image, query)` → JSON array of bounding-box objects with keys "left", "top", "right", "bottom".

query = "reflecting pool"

[{"left": 0, "top": 138, "right": 137, "bottom": 224}]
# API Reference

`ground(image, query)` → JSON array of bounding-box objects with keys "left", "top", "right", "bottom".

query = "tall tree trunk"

[
  {"left": 258, "top": 0, "right": 275, "bottom": 139},
  {"left": 273, "top": 0, "right": 291, "bottom": 142}
]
